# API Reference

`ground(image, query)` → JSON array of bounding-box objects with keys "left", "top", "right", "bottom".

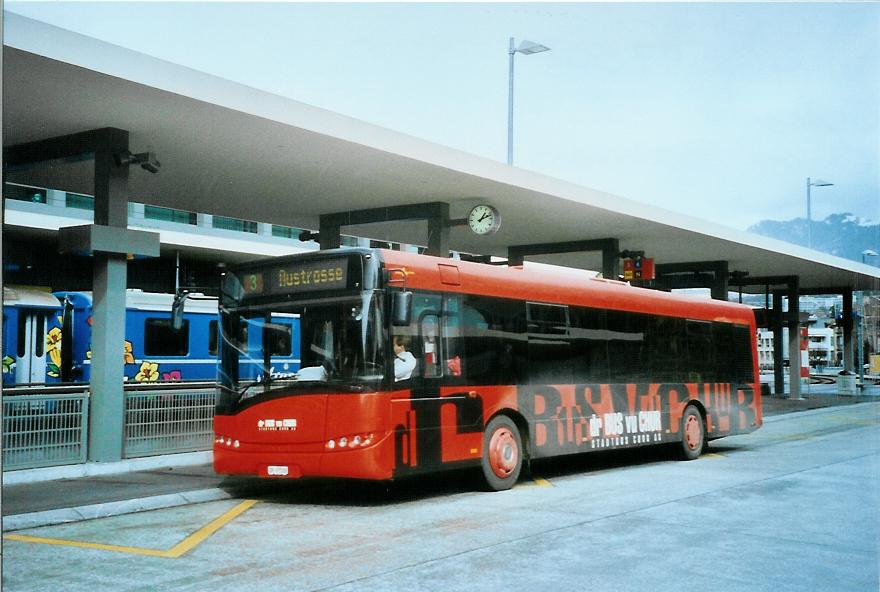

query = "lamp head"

[{"left": 516, "top": 40, "right": 551, "bottom": 55}]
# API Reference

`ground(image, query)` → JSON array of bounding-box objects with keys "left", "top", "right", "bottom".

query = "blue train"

[{"left": 2, "top": 287, "right": 301, "bottom": 386}]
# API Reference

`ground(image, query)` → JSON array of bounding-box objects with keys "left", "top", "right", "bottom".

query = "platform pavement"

[{"left": 2, "top": 390, "right": 878, "bottom": 532}]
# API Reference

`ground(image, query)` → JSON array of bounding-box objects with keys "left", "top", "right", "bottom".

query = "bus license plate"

[{"left": 267, "top": 465, "right": 289, "bottom": 476}]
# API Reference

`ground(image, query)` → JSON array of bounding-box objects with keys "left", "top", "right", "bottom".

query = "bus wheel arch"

[
  {"left": 481, "top": 412, "right": 526, "bottom": 491},
  {"left": 678, "top": 403, "right": 707, "bottom": 460}
]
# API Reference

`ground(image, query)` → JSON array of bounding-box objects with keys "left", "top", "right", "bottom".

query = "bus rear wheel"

[
  {"left": 679, "top": 405, "right": 706, "bottom": 461},
  {"left": 481, "top": 415, "right": 523, "bottom": 491}
]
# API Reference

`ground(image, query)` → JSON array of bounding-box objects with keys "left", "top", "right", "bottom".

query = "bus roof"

[{"left": 379, "top": 249, "right": 755, "bottom": 326}]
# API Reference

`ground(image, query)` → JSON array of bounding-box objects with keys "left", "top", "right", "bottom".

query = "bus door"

[{"left": 14, "top": 309, "right": 50, "bottom": 384}]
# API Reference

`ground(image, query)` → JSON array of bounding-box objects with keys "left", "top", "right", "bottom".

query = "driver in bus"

[{"left": 393, "top": 335, "right": 417, "bottom": 381}]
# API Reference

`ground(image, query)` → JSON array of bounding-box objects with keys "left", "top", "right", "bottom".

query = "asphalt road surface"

[{"left": 3, "top": 403, "right": 878, "bottom": 592}]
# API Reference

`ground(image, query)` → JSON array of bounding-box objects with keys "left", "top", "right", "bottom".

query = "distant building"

[{"left": 756, "top": 326, "right": 838, "bottom": 372}]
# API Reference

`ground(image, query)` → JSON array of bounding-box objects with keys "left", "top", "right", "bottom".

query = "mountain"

[{"left": 748, "top": 213, "right": 880, "bottom": 265}]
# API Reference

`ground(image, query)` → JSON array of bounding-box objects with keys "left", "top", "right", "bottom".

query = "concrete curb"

[
  {"left": 2, "top": 451, "right": 213, "bottom": 485},
  {"left": 762, "top": 400, "right": 878, "bottom": 423},
  {"left": 2, "top": 486, "right": 234, "bottom": 532}
]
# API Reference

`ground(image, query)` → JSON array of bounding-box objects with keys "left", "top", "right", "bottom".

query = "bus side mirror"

[
  {"left": 392, "top": 291, "right": 413, "bottom": 327},
  {"left": 171, "top": 291, "right": 188, "bottom": 330}
]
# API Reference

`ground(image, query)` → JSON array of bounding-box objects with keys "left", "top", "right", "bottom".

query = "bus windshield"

[{"left": 218, "top": 291, "right": 385, "bottom": 405}]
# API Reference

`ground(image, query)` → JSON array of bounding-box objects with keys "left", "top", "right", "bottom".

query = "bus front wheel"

[
  {"left": 679, "top": 405, "right": 706, "bottom": 461},
  {"left": 481, "top": 415, "right": 523, "bottom": 491}
]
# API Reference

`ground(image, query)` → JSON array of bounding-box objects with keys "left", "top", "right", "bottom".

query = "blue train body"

[{"left": 2, "top": 288, "right": 301, "bottom": 386}]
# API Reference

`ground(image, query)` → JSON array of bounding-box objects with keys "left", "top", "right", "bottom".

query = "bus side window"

[
  {"left": 570, "top": 306, "right": 609, "bottom": 383},
  {"left": 420, "top": 314, "right": 442, "bottom": 378},
  {"left": 396, "top": 292, "right": 443, "bottom": 383},
  {"left": 527, "top": 302, "right": 572, "bottom": 385},
  {"left": 443, "top": 295, "right": 463, "bottom": 378}
]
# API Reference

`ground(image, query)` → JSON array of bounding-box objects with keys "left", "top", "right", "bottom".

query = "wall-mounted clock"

[{"left": 467, "top": 204, "right": 501, "bottom": 235}]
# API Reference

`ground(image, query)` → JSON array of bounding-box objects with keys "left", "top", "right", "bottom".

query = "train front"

[{"left": 213, "top": 249, "right": 395, "bottom": 480}]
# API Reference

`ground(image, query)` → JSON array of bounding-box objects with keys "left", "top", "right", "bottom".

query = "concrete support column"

[
  {"left": 89, "top": 253, "right": 128, "bottom": 460},
  {"left": 843, "top": 288, "right": 854, "bottom": 372},
  {"left": 787, "top": 281, "right": 801, "bottom": 400},
  {"left": 773, "top": 291, "right": 785, "bottom": 396},
  {"left": 88, "top": 134, "right": 130, "bottom": 462},
  {"left": 602, "top": 241, "right": 621, "bottom": 280},
  {"left": 711, "top": 261, "right": 729, "bottom": 301},
  {"left": 425, "top": 203, "right": 450, "bottom": 257},
  {"left": 318, "top": 223, "right": 342, "bottom": 250}
]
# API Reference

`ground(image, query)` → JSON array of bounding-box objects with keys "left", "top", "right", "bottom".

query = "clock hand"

[{"left": 478, "top": 213, "right": 489, "bottom": 222}]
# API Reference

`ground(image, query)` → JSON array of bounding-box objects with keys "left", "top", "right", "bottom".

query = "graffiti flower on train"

[
  {"left": 162, "top": 370, "right": 182, "bottom": 381},
  {"left": 2, "top": 356, "right": 15, "bottom": 375},
  {"left": 46, "top": 327, "right": 63, "bottom": 377},
  {"left": 135, "top": 361, "right": 160, "bottom": 382},
  {"left": 123, "top": 341, "right": 135, "bottom": 364},
  {"left": 46, "top": 327, "right": 62, "bottom": 351}
]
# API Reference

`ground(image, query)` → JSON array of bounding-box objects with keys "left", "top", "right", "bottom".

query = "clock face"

[{"left": 467, "top": 205, "right": 501, "bottom": 235}]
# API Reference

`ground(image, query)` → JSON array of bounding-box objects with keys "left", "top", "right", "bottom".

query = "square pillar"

[
  {"left": 787, "top": 281, "right": 801, "bottom": 400},
  {"left": 773, "top": 291, "right": 784, "bottom": 397},
  {"left": 843, "top": 288, "right": 854, "bottom": 372}
]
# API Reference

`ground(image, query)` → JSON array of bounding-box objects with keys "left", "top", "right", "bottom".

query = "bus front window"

[{"left": 218, "top": 293, "right": 384, "bottom": 406}]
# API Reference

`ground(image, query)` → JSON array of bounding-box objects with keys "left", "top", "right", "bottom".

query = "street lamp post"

[
  {"left": 507, "top": 37, "right": 550, "bottom": 165},
  {"left": 806, "top": 177, "right": 833, "bottom": 249},
  {"left": 859, "top": 250, "right": 879, "bottom": 387}
]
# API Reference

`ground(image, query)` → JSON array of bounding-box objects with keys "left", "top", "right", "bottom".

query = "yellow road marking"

[
  {"left": 704, "top": 453, "right": 725, "bottom": 459},
  {"left": 164, "top": 499, "right": 257, "bottom": 558},
  {"left": 4, "top": 499, "right": 258, "bottom": 559},
  {"left": 515, "top": 476, "right": 552, "bottom": 489},
  {"left": 2, "top": 533, "right": 173, "bottom": 558}
]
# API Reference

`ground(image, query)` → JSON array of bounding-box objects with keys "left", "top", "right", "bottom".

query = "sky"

[{"left": 5, "top": 1, "right": 880, "bottom": 231}]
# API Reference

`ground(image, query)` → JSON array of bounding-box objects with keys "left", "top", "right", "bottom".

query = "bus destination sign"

[{"left": 269, "top": 258, "right": 349, "bottom": 294}]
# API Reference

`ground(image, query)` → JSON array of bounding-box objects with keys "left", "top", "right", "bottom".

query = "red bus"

[{"left": 213, "top": 248, "right": 761, "bottom": 490}]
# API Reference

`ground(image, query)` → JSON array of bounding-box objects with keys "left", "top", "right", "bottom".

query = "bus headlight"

[{"left": 325, "top": 433, "right": 376, "bottom": 451}]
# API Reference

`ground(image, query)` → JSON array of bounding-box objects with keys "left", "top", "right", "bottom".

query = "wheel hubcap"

[
  {"left": 685, "top": 415, "right": 702, "bottom": 450},
  {"left": 488, "top": 427, "right": 518, "bottom": 479}
]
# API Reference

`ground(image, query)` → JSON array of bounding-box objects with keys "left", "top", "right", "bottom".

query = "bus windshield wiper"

[{"left": 236, "top": 373, "right": 278, "bottom": 400}]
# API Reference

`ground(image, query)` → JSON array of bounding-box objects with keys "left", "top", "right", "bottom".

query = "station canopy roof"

[{"left": 4, "top": 14, "right": 879, "bottom": 293}]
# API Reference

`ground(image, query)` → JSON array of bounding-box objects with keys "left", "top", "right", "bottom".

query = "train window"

[
  {"left": 145, "top": 318, "right": 190, "bottom": 356},
  {"left": 264, "top": 321, "right": 293, "bottom": 357},
  {"left": 35, "top": 314, "right": 45, "bottom": 357},
  {"left": 208, "top": 320, "right": 219, "bottom": 356},
  {"left": 17, "top": 312, "right": 26, "bottom": 358}
]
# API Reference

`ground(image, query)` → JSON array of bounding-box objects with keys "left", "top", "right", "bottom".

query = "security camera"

[
  {"left": 114, "top": 150, "right": 161, "bottom": 174},
  {"left": 138, "top": 153, "right": 161, "bottom": 174}
]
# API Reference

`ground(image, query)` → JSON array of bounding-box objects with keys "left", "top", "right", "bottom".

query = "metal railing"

[
  {"left": 123, "top": 387, "right": 216, "bottom": 457},
  {"left": 2, "top": 383, "right": 217, "bottom": 471},
  {"left": 2, "top": 393, "right": 89, "bottom": 470}
]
